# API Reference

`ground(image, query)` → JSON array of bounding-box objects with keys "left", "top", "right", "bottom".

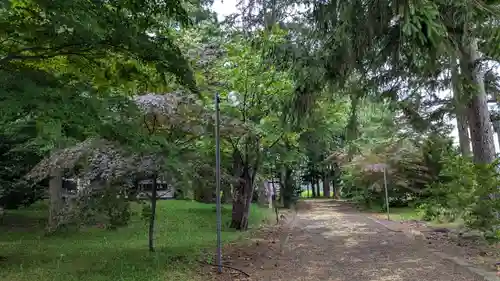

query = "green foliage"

[
  {"left": 0, "top": 0, "right": 195, "bottom": 88},
  {"left": 0, "top": 122, "right": 45, "bottom": 209},
  {"left": 100, "top": 185, "right": 131, "bottom": 229},
  {"left": 418, "top": 154, "right": 474, "bottom": 222},
  {"left": 419, "top": 154, "right": 500, "bottom": 234},
  {"left": 464, "top": 162, "right": 500, "bottom": 232},
  {"left": 141, "top": 202, "right": 153, "bottom": 222}
]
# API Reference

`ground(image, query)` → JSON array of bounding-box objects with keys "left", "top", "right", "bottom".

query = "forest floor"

[{"left": 204, "top": 200, "right": 498, "bottom": 281}]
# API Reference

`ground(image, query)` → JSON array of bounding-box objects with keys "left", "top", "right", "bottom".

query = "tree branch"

[
  {"left": 0, "top": 43, "right": 95, "bottom": 65},
  {"left": 266, "top": 132, "right": 284, "bottom": 149}
]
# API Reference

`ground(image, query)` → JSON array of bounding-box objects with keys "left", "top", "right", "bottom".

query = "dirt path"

[{"left": 210, "top": 200, "right": 489, "bottom": 281}]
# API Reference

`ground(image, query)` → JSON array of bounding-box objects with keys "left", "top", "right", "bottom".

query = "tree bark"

[
  {"left": 282, "top": 166, "right": 294, "bottom": 208},
  {"left": 47, "top": 169, "right": 63, "bottom": 232},
  {"left": 271, "top": 178, "right": 278, "bottom": 223},
  {"left": 323, "top": 173, "right": 331, "bottom": 198},
  {"left": 333, "top": 163, "right": 341, "bottom": 199},
  {"left": 451, "top": 57, "right": 472, "bottom": 157},
  {"left": 460, "top": 39, "right": 496, "bottom": 164},
  {"left": 279, "top": 168, "right": 285, "bottom": 206},
  {"left": 315, "top": 178, "right": 321, "bottom": 197},
  {"left": 230, "top": 168, "right": 253, "bottom": 230},
  {"left": 231, "top": 148, "right": 250, "bottom": 230},
  {"left": 230, "top": 147, "right": 255, "bottom": 231},
  {"left": 148, "top": 177, "right": 158, "bottom": 252},
  {"left": 311, "top": 180, "right": 317, "bottom": 197}
]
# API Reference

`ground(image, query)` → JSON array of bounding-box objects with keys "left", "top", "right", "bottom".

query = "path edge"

[
  {"left": 366, "top": 216, "right": 499, "bottom": 281},
  {"left": 278, "top": 210, "right": 299, "bottom": 254}
]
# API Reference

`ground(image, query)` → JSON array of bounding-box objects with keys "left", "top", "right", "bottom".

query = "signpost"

[
  {"left": 214, "top": 93, "right": 222, "bottom": 273},
  {"left": 365, "top": 163, "right": 390, "bottom": 220},
  {"left": 383, "top": 166, "right": 389, "bottom": 220}
]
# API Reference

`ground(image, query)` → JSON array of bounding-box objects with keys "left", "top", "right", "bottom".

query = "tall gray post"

[
  {"left": 215, "top": 93, "right": 222, "bottom": 273},
  {"left": 383, "top": 167, "right": 390, "bottom": 221}
]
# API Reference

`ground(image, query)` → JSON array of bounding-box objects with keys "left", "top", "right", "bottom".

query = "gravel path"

[{"left": 249, "top": 200, "right": 485, "bottom": 281}]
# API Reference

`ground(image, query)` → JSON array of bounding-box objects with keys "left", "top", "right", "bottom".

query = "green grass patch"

[
  {"left": 300, "top": 190, "right": 324, "bottom": 198},
  {"left": 362, "top": 205, "right": 463, "bottom": 228},
  {"left": 0, "top": 200, "right": 271, "bottom": 281},
  {"left": 360, "top": 204, "right": 422, "bottom": 221},
  {"left": 382, "top": 207, "right": 420, "bottom": 221}
]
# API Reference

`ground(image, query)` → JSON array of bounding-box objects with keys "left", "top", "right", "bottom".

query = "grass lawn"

[
  {"left": 0, "top": 200, "right": 271, "bottom": 281},
  {"left": 364, "top": 205, "right": 463, "bottom": 228},
  {"left": 377, "top": 206, "right": 420, "bottom": 221}
]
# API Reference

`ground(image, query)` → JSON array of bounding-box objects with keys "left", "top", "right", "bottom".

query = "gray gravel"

[{"left": 252, "top": 200, "right": 486, "bottom": 281}]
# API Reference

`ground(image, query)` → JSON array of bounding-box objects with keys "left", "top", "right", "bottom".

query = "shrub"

[{"left": 424, "top": 154, "right": 500, "bottom": 233}]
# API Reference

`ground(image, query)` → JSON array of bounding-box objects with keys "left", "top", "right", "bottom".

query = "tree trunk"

[
  {"left": 460, "top": 39, "right": 496, "bottom": 164},
  {"left": 221, "top": 182, "right": 232, "bottom": 204},
  {"left": 282, "top": 166, "right": 294, "bottom": 208},
  {"left": 230, "top": 149, "right": 254, "bottom": 230},
  {"left": 148, "top": 177, "right": 158, "bottom": 252},
  {"left": 230, "top": 167, "right": 253, "bottom": 230},
  {"left": 277, "top": 169, "right": 283, "bottom": 206},
  {"left": 496, "top": 129, "right": 500, "bottom": 151},
  {"left": 47, "top": 169, "right": 63, "bottom": 232},
  {"left": 451, "top": 57, "right": 472, "bottom": 157},
  {"left": 457, "top": 108, "right": 472, "bottom": 156},
  {"left": 333, "top": 163, "right": 341, "bottom": 199},
  {"left": 315, "top": 179, "right": 321, "bottom": 197},
  {"left": 271, "top": 179, "right": 278, "bottom": 223},
  {"left": 332, "top": 179, "right": 336, "bottom": 198},
  {"left": 311, "top": 180, "right": 317, "bottom": 197},
  {"left": 323, "top": 173, "right": 331, "bottom": 198}
]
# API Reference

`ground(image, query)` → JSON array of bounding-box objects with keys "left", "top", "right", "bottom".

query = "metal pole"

[
  {"left": 383, "top": 167, "right": 390, "bottom": 220},
  {"left": 215, "top": 93, "right": 222, "bottom": 273}
]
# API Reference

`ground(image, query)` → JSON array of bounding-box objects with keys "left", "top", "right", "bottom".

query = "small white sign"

[{"left": 364, "top": 163, "right": 387, "bottom": 172}]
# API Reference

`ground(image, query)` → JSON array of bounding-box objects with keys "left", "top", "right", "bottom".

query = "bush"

[
  {"left": 416, "top": 202, "right": 459, "bottom": 222},
  {"left": 0, "top": 181, "right": 45, "bottom": 210},
  {"left": 100, "top": 185, "right": 131, "bottom": 229},
  {"left": 423, "top": 154, "right": 500, "bottom": 233},
  {"left": 50, "top": 182, "right": 132, "bottom": 231},
  {"left": 462, "top": 162, "right": 500, "bottom": 232}
]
